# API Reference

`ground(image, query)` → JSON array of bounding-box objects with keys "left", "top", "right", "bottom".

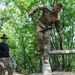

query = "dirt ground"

[
  {"left": 5, "top": 71, "right": 23, "bottom": 75},
  {"left": 53, "top": 71, "right": 75, "bottom": 75},
  {"left": 29, "top": 72, "right": 75, "bottom": 75}
]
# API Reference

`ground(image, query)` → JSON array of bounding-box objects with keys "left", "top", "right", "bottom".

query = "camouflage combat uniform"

[
  {"left": 29, "top": 5, "right": 62, "bottom": 53},
  {"left": 0, "top": 58, "right": 13, "bottom": 75}
]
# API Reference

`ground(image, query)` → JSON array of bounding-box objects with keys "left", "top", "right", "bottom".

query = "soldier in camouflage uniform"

[
  {"left": 29, "top": 3, "right": 63, "bottom": 55},
  {"left": 0, "top": 34, "right": 14, "bottom": 75}
]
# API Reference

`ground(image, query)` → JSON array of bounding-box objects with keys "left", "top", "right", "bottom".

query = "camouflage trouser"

[
  {"left": 0, "top": 58, "right": 13, "bottom": 75},
  {"left": 36, "top": 22, "right": 52, "bottom": 53}
]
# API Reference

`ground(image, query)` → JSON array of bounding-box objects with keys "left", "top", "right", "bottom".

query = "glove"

[
  {"left": 0, "top": 61, "right": 5, "bottom": 68},
  {"left": 13, "top": 61, "right": 17, "bottom": 68}
]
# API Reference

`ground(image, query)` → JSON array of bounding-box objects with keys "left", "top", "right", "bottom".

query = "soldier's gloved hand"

[
  {"left": 13, "top": 61, "right": 17, "bottom": 69},
  {"left": 28, "top": 12, "right": 33, "bottom": 18},
  {"left": 0, "top": 61, "right": 5, "bottom": 68}
]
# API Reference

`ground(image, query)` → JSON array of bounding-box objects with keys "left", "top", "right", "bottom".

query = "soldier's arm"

[
  {"left": 9, "top": 52, "right": 14, "bottom": 62},
  {"left": 0, "top": 44, "right": 1, "bottom": 57},
  {"left": 55, "top": 20, "right": 63, "bottom": 40},
  {"left": 29, "top": 5, "right": 46, "bottom": 17}
]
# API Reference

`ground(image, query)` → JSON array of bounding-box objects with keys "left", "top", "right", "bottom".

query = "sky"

[{"left": 0, "top": 3, "right": 5, "bottom": 10}]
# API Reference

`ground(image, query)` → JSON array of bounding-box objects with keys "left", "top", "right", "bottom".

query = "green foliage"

[{"left": 0, "top": 0, "right": 75, "bottom": 74}]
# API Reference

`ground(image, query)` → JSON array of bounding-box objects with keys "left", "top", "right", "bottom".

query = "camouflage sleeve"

[
  {"left": 29, "top": 5, "right": 46, "bottom": 16},
  {"left": 55, "top": 20, "right": 61, "bottom": 35},
  {"left": 55, "top": 14, "right": 62, "bottom": 35}
]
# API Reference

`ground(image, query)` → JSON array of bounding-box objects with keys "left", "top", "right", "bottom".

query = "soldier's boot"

[
  {"left": 35, "top": 48, "right": 44, "bottom": 55},
  {"left": 43, "top": 54, "right": 49, "bottom": 64},
  {"left": 44, "top": 58, "right": 49, "bottom": 64}
]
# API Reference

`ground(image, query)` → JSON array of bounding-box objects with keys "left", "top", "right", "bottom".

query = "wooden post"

[
  {"left": 35, "top": 51, "right": 52, "bottom": 75},
  {"left": 42, "top": 56, "right": 52, "bottom": 75}
]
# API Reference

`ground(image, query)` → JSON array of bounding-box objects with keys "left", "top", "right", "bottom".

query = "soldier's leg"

[
  {"left": 8, "top": 61, "right": 13, "bottom": 75},
  {"left": 43, "top": 30, "right": 52, "bottom": 63},
  {"left": 0, "top": 58, "right": 13, "bottom": 75},
  {"left": 0, "top": 59, "right": 6, "bottom": 75},
  {"left": 37, "top": 36, "right": 44, "bottom": 52},
  {"left": 8, "top": 67, "right": 13, "bottom": 75},
  {"left": 0, "top": 65, "right": 3, "bottom": 75},
  {"left": 1, "top": 70, "right": 6, "bottom": 75},
  {"left": 36, "top": 26, "right": 44, "bottom": 52},
  {"left": 43, "top": 30, "right": 52, "bottom": 52}
]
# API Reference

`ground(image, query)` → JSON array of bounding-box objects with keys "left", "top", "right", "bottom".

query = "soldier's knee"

[
  {"left": 44, "top": 39, "right": 50, "bottom": 43},
  {"left": 0, "top": 66, "right": 3, "bottom": 72}
]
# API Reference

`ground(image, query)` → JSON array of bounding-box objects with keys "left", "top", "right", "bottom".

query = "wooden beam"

[
  {"left": 49, "top": 50, "right": 75, "bottom": 55},
  {"left": 35, "top": 50, "right": 75, "bottom": 55},
  {"left": 34, "top": 50, "right": 75, "bottom": 75}
]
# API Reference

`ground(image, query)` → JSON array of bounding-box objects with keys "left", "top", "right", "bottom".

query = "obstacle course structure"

[{"left": 29, "top": 50, "right": 75, "bottom": 75}]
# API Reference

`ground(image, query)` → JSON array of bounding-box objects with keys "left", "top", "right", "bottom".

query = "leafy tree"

[{"left": 0, "top": 0, "right": 75, "bottom": 74}]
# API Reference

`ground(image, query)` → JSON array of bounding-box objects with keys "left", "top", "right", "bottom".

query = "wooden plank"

[
  {"left": 35, "top": 50, "right": 75, "bottom": 55},
  {"left": 49, "top": 50, "right": 75, "bottom": 55}
]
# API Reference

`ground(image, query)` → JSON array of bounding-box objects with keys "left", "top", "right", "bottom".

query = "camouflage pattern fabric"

[
  {"left": 29, "top": 5, "right": 61, "bottom": 34},
  {"left": 29, "top": 5, "right": 62, "bottom": 52},
  {"left": 0, "top": 58, "right": 13, "bottom": 75},
  {"left": 29, "top": 5, "right": 61, "bottom": 51}
]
